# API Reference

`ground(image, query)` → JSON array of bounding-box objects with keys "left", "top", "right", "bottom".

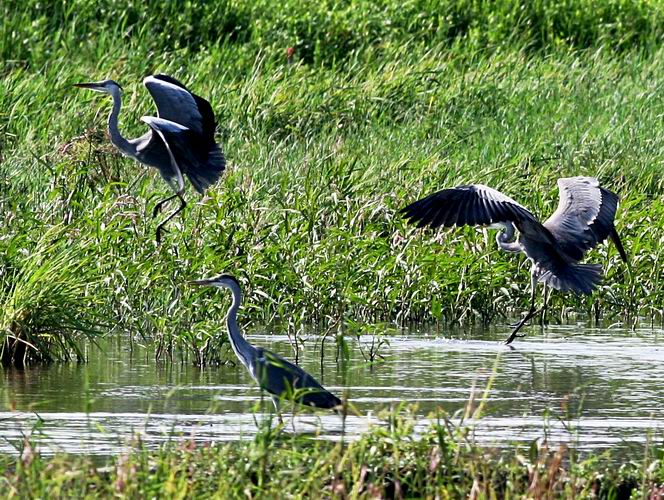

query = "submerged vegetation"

[
  {"left": 3, "top": 0, "right": 664, "bottom": 364},
  {"left": 1, "top": 410, "right": 663, "bottom": 498}
]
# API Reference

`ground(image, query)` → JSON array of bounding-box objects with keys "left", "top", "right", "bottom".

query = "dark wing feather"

[
  {"left": 150, "top": 74, "right": 217, "bottom": 144},
  {"left": 144, "top": 75, "right": 204, "bottom": 134},
  {"left": 542, "top": 177, "right": 627, "bottom": 263},
  {"left": 183, "top": 142, "right": 225, "bottom": 194},
  {"left": 142, "top": 75, "right": 225, "bottom": 194},
  {"left": 400, "top": 184, "right": 552, "bottom": 242},
  {"left": 254, "top": 349, "right": 341, "bottom": 409},
  {"left": 155, "top": 124, "right": 225, "bottom": 194}
]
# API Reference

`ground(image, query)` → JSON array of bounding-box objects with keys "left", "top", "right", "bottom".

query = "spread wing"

[
  {"left": 542, "top": 177, "right": 627, "bottom": 263},
  {"left": 254, "top": 349, "right": 341, "bottom": 409},
  {"left": 142, "top": 75, "right": 225, "bottom": 194},
  {"left": 144, "top": 75, "right": 206, "bottom": 135},
  {"left": 400, "top": 184, "right": 536, "bottom": 228},
  {"left": 400, "top": 184, "right": 556, "bottom": 244}
]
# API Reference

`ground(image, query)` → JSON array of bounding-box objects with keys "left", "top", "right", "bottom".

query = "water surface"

[{"left": 1, "top": 322, "right": 663, "bottom": 456}]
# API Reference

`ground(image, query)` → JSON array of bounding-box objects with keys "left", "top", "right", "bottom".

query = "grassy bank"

[
  {"left": 1, "top": 411, "right": 663, "bottom": 498},
  {"left": 2, "top": 1, "right": 664, "bottom": 362}
]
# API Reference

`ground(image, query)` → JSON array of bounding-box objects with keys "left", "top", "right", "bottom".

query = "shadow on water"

[{"left": 1, "top": 320, "right": 663, "bottom": 456}]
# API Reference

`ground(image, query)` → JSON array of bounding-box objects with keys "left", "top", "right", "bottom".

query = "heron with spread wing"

[
  {"left": 74, "top": 75, "right": 225, "bottom": 243},
  {"left": 190, "top": 274, "right": 342, "bottom": 414},
  {"left": 401, "top": 177, "right": 628, "bottom": 344}
]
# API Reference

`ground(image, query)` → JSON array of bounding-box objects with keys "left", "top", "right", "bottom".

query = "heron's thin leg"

[
  {"left": 539, "top": 284, "right": 549, "bottom": 326},
  {"left": 152, "top": 193, "right": 179, "bottom": 218},
  {"left": 146, "top": 125, "right": 187, "bottom": 244},
  {"left": 271, "top": 396, "right": 284, "bottom": 424},
  {"left": 505, "top": 269, "right": 539, "bottom": 345},
  {"left": 508, "top": 269, "right": 539, "bottom": 327},
  {"left": 155, "top": 192, "right": 186, "bottom": 244}
]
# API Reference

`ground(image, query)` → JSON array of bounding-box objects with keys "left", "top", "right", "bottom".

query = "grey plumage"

[
  {"left": 74, "top": 74, "right": 225, "bottom": 243},
  {"left": 401, "top": 177, "right": 627, "bottom": 343},
  {"left": 253, "top": 348, "right": 342, "bottom": 408},
  {"left": 543, "top": 178, "right": 628, "bottom": 263},
  {"left": 190, "top": 274, "right": 342, "bottom": 412}
]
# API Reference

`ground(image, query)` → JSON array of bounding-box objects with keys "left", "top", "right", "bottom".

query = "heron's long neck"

[
  {"left": 496, "top": 222, "right": 521, "bottom": 253},
  {"left": 225, "top": 285, "right": 255, "bottom": 369},
  {"left": 107, "top": 88, "right": 136, "bottom": 157}
]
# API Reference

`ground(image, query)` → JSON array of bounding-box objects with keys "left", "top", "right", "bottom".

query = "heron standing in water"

[
  {"left": 190, "top": 274, "right": 342, "bottom": 413},
  {"left": 74, "top": 74, "right": 225, "bottom": 243},
  {"left": 401, "top": 177, "right": 628, "bottom": 344}
]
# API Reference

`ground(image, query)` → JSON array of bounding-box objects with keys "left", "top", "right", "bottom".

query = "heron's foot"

[
  {"left": 504, "top": 332, "right": 527, "bottom": 345},
  {"left": 509, "top": 314, "right": 536, "bottom": 328},
  {"left": 504, "top": 314, "right": 535, "bottom": 344},
  {"left": 504, "top": 306, "right": 547, "bottom": 344}
]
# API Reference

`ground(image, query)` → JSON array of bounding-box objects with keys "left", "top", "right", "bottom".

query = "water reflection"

[{"left": 1, "top": 322, "right": 663, "bottom": 456}]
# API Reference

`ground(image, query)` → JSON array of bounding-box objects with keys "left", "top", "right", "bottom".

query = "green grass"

[
  {"left": 2, "top": 0, "right": 664, "bottom": 364},
  {"left": 0, "top": 226, "right": 103, "bottom": 365},
  {"left": 1, "top": 410, "right": 662, "bottom": 498}
]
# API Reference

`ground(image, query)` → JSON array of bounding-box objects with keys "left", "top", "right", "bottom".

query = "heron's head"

[
  {"left": 189, "top": 273, "right": 241, "bottom": 291},
  {"left": 73, "top": 79, "right": 123, "bottom": 95}
]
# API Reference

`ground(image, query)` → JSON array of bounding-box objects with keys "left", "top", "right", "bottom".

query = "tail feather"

[
  {"left": 185, "top": 143, "right": 226, "bottom": 194},
  {"left": 300, "top": 389, "right": 342, "bottom": 409},
  {"left": 538, "top": 262, "right": 603, "bottom": 295}
]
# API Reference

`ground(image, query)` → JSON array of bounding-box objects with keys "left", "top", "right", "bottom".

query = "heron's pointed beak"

[
  {"left": 73, "top": 82, "right": 105, "bottom": 92},
  {"left": 188, "top": 278, "right": 217, "bottom": 287}
]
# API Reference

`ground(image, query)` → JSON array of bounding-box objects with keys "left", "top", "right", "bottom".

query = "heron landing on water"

[
  {"left": 190, "top": 274, "right": 342, "bottom": 415},
  {"left": 74, "top": 75, "right": 225, "bottom": 243},
  {"left": 401, "top": 177, "right": 628, "bottom": 344}
]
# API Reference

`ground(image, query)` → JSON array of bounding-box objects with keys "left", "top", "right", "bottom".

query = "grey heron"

[
  {"left": 74, "top": 74, "right": 225, "bottom": 243},
  {"left": 190, "top": 274, "right": 342, "bottom": 413},
  {"left": 400, "top": 177, "right": 628, "bottom": 344}
]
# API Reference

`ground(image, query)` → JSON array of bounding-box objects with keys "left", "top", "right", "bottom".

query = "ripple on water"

[{"left": 1, "top": 322, "right": 663, "bottom": 456}]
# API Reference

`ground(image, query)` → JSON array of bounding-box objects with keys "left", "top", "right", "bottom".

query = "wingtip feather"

[{"left": 610, "top": 227, "right": 629, "bottom": 263}]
